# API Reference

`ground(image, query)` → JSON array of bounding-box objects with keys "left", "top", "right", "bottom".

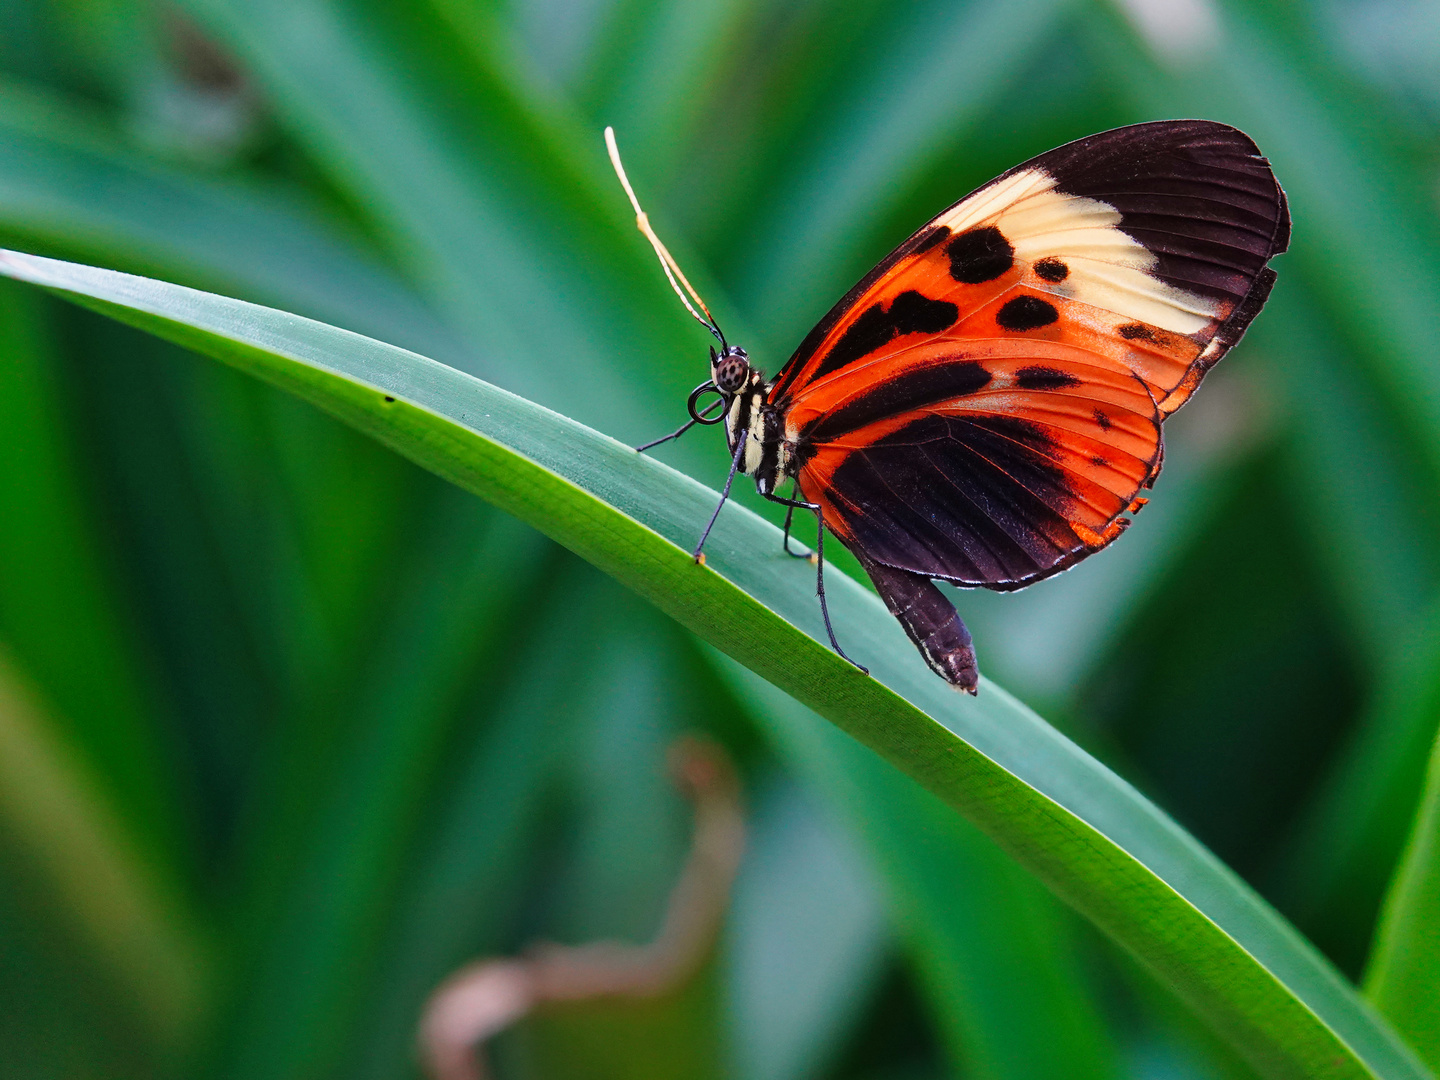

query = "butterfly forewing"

[
  {"left": 774, "top": 120, "right": 1289, "bottom": 591},
  {"left": 773, "top": 121, "right": 1287, "bottom": 410}
]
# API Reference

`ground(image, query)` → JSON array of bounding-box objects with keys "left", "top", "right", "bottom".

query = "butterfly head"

[{"left": 710, "top": 345, "right": 752, "bottom": 396}]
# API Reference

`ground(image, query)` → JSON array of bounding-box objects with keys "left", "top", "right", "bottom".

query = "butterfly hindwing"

[{"left": 794, "top": 349, "right": 1162, "bottom": 587}]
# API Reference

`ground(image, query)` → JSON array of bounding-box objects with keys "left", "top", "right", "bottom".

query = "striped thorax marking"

[{"left": 726, "top": 370, "right": 791, "bottom": 496}]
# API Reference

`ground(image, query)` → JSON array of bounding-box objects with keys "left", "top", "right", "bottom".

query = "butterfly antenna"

[{"left": 605, "top": 126, "right": 728, "bottom": 350}]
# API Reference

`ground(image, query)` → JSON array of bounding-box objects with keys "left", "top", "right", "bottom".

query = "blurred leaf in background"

[{"left": 3, "top": 1, "right": 1440, "bottom": 1079}]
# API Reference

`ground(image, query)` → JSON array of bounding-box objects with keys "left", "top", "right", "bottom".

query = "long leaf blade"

[
  {"left": 0, "top": 248, "right": 1425, "bottom": 1080},
  {"left": 0, "top": 78, "right": 468, "bottom": 367}
]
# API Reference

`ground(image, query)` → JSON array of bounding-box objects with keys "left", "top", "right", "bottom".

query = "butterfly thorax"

[{"left": 715, "top": 350, "right": 793, "bottom": 497}]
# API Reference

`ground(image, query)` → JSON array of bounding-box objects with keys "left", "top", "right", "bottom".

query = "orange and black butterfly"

[{"left": 608, "top": 121, "right": 1289, "bottom": 693}]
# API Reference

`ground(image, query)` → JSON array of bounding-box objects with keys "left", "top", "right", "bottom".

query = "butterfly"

[{"left": 607, "top": 120, "right": 1289, "bottom": 693}]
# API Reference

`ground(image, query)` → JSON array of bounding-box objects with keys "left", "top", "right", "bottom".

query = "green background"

[{"left": 3, "top": 1, "right": 1440, "bottom": 1078}]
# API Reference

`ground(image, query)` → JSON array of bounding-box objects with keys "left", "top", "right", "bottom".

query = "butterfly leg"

[
  {"left": 637, "top": 383, "right": 726, "bottom": 453},
  {"left": 636, "top": 416, "right": 701, "bottom": 453},
  {"left": 780, "top": 502, "right": 815, "bottom": 560},
  {"left": 764, "top": 493, "right": 868, "bottom": 676},
  {"left": 692, "top": 431, "right": 746, "bottom": 562},
  {"left": 813, "top": 515, "right": 869, "bottom": 676}
]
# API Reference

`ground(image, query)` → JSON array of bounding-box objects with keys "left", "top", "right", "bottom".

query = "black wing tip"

[
  {"left": 1043, "top": 119, "right": 1291, "bottom": 304},
  {"left": 1039, "top": 117, "right": 1290, "bottom": 252},
  {"left": 1106, "top": 118, "right": 1266, "bottom": 151}
]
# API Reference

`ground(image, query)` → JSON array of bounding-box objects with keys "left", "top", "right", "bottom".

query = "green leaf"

[
  {"left": 171, "top": 0, "right": 701, "bottom": 434},
  {"left": 0, "top": 248, "right": 1427, "bottom": 1080},
  {"left": 1366, "top": 714, "right": 1440, "bottom": 1070}
]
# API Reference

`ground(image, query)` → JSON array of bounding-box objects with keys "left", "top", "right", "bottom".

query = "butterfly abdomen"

[{"left": 857, "top": 554, "right": 978, "bottom": 693}]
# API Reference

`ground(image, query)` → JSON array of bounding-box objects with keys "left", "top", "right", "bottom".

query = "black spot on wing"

[
  {"left": 1118, "top": 323, "right": 1156, "bottom": 341},
  {"left": 774, "top": 223, "right": 971, "bottom": 403},
  {"left": 1033, "top": 257, "right": 1069, "bottom": 282},
  {"left": 1015, "top": 365, "right": 1080, "bottom": 391},
  {"left": 806, "top": 360, "right": 992, "bottom": 443},
  {"left": 890, "top": 291, "right": 961, "bottom": 334},
  {"left": 996, "top": 295, "right": 1058, "bottom": 331},
  {"left": 946, "top": 226, "right": 1014, "bottom": 284},
  {"left": 1093, "top": 408, "right": 1112, "bottom": 431},
  {"left": 817, "top": 306, "right": 894, "bottom": 378},
  {"left": 811, "top": 291, "right": 959, "bottom": 381}
]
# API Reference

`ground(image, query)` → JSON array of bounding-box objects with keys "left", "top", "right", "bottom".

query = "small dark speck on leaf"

[{"left": 384, "top": 395, "right": 396, "bottom": 403}]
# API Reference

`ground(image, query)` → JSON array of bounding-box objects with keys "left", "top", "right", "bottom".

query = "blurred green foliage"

[{"left": 2, "top": 1, "right": 1440, "bottom": 1078}]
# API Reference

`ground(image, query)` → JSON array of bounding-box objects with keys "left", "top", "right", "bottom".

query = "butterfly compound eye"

[{"left": 712, "top": 348, "right": 750, "bottom": 394}]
